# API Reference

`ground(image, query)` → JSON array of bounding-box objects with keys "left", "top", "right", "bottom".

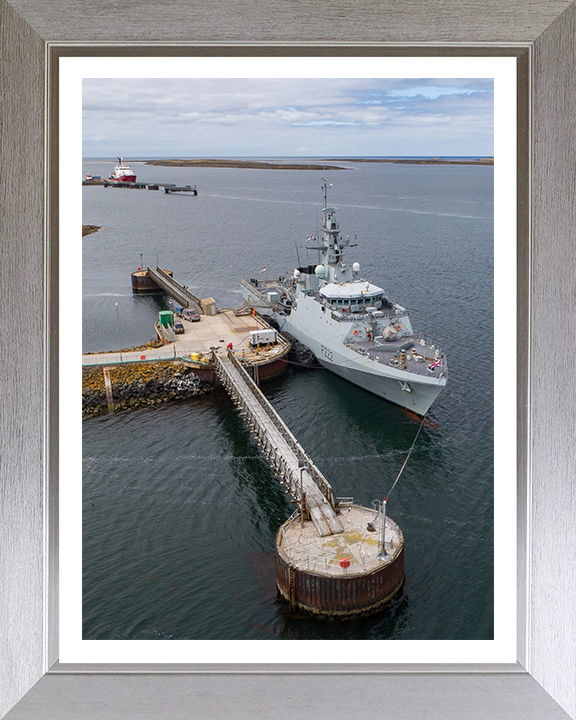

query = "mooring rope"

[
  {"left": 368, "top": 407, "right": 432, "bottom": 528},
  {"left": 385, "top": 410, "right": 428, "bottom": 501}
]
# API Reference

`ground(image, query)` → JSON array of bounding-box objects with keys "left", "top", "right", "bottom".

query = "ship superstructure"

[{"left": 241, "top": 178, "right": 447, "bottom": 416}]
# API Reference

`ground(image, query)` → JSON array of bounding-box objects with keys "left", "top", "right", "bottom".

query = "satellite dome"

[
  {"left": 293, "top": 269, "right": 301, "bottom": 279},
  {"left": 352, "top": 262, "right": 360, "bottom": 273},
  {"left": 315, "top": 265, "right": 327, "bottom": 278}
]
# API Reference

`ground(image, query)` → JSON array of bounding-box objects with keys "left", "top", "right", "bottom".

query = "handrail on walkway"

[
  {"left": 220, "top": 349, "right": 338, "bottom": 511},
  {"left": 147, "top": 266, "right": 204, "bottom": 311}
]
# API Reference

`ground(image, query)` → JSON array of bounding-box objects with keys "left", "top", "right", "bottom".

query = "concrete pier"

[
  {"left": 84, "top": 266, "right": 407, "bottom": 616},
  {"left": 214, "top": 349, "right": 406, "bottom": 617},
  {"left": 82, "top": 310, "right": 290, "bottom": 367},
  {"left": 276, "top": 505, "right": 405, "bottom": 617}
]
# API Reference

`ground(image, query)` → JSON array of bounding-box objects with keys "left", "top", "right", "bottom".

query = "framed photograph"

[
  {"left": 66, "top": 55, "right": 515, "bottom": 665},
  {"left": 1, "top": 2, "right": 575, "bottom": 719}
]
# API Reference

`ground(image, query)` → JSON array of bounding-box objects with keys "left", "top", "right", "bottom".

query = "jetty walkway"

[
  {"left": 214, "top": 350, "right": 343, "bottom": 538},
  {"left": 99, "top": 180, "right": 198, "bottom": 193},
  {"left": 145, "top": 267, "right": 203, "bottom": 309}
]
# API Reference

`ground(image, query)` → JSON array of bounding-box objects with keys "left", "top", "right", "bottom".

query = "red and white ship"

[{"left": 108, "top": 157, "right": 137, "bottom": 183}]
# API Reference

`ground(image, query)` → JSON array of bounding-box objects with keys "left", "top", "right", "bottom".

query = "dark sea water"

[{"left": 82, "top": 159, "right": 494, "bottom": 640}]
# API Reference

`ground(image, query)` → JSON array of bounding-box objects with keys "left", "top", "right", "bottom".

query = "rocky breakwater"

[{"left": 82, "top": 360, "right": 212, "bottom": 417}]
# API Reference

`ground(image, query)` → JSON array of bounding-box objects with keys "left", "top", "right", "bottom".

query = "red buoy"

[
  {"left": 140, "top": 355, "right": 146, "bottom": 360},
  {"left": 340, "top": 558, "right": 350, "bottom": 569}
]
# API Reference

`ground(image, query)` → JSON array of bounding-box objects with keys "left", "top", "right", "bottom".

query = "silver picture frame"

[{"left": 1, "top": 1, "right": 575, "bottom": 717}]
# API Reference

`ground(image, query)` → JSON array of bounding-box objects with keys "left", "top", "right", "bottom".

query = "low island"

[
  {"left": 143, "top": 159, "right": 346, "bottom": 170},
  {"left": 82, "top": 225, "right": 101, "bottom": 237},
  {"left": 328, "top": 157, "right": 494, "bottom": 166},
  {"left": 142, "top": 157, "right": 493, "bottom": 169}
]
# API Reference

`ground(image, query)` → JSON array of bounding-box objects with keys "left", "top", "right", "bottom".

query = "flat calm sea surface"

[{"left": 82, "top": 159, "right": 494, "bottom": 640}]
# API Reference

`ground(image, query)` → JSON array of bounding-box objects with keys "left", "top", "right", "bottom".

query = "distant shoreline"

[
  {"left": 141, "top": 157, "right": 493, "bottom": 169},
  {"left": 328, "top": 157, "right": 494, "bottom": 166},
  {"left": 143, "top": 159, "right": 346, "bottom": 170}
]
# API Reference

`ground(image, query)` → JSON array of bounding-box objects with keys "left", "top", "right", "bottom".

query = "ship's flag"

[
  {"left": 260, "top": 266, "right": 266, "bottom": 273},
  {"left": 428, "top": 359, "right": 442, "bottom": 371},
  {"left": 307, "top": 233, "right": 316, "bottom": 242}
]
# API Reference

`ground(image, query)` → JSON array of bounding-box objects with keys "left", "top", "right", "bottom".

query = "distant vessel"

[
  {"left": 108, "top": 157, "right": 136, "bottom": 183},
  {"left": 241, "top": 177, "right": 447, "bottom": 416}
]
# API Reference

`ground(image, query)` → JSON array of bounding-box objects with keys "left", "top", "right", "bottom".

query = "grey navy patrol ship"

[{"left": 241, "top": 177, "right": 447, "bottom": 416}]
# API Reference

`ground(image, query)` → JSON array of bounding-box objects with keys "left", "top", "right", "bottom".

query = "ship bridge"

[{"left": 319, "top": 281, "right": 384, "bottom": 300}]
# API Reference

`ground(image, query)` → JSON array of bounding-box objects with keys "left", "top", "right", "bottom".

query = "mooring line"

[{"left": 386, "top": 411, "right": 428, "bottom": 501}]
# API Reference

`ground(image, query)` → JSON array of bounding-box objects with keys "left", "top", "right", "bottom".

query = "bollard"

[{"left": 102, "top": 367, "right": 114, "bottom": 413}]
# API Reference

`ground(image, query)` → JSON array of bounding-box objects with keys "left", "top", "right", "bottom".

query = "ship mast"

[
  {"left": 305, "top": 177, "right": 356, "bottom": 283},
  {"left": 320, "top": 176, "right": 342, "bottom": 268},
  {"left": 321, "top": 175, "right": 331, "bottom": 210}
]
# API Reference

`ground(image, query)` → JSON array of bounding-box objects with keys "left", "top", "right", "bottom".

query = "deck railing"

[{"left": 223, "top": 350, "right": 338, "bottom": 510}]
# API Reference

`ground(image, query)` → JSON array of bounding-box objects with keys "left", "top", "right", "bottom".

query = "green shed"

[{"left": 158, "top": 310, "right": 174, "bottom": 327}]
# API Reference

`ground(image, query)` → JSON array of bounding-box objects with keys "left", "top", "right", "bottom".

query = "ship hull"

[
  {"left": 241, "top": 282, "right": 445, "bottom": 416},
  {"left": 316, "top": 355, "right": 444, "bottom": 415},
  {"left": 108, "top": 175, "right": 137, "bottom": 183},
  {"left": 284, "top": 316, "right": 444, "bottom": 416}
]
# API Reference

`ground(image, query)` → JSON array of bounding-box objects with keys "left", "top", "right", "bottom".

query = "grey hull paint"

[
  {"left": 316, "top": 356, "right": 444, "bottom": 416},
  {"left": 280, "top": 311, "right": 444, "bottom": 416}
]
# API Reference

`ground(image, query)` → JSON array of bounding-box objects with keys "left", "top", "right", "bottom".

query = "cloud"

[
  {"left": 386, "top": 85, "right": 489, "bottom": 100},
  {"left": 292, "top": 121, "right": 361, "bottom": 127},
  {"left": 82, "top": 78, "right": 494, "bottom": 157}
]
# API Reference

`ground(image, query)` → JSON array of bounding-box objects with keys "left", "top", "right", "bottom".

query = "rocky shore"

[
  {"left": 82, "top": 360, "right": 213, "bottom": 417},
  {"left": 82, "top": 225, "right": 101, "bottom": 237},
  {"left": 83, "top": 340, "right": 164, "bottom": 355}
]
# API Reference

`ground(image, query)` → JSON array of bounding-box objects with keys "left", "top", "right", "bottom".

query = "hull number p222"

[{"left": 321, "top": 344, "right": 334, "bottom": 362}]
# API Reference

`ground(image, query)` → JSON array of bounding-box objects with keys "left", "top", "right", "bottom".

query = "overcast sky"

[{"left": 82, "top": 78, "right": 493, "bottom": 158}]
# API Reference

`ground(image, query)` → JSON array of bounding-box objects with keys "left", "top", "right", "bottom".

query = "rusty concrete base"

[{"left": 276, "top": 505, "right": 405, "bottom": 618}]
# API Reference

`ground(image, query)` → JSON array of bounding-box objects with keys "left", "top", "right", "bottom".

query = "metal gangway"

[
  {"left": 214, "top": 350, "right": 344, "bottom": 537},
  {"left": 147, "top": 267, "right": 203, "bottom": 311}
]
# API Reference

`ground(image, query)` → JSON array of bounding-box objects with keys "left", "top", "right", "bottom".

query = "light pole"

[
  {"left": 298, "top": 460, "right": 306, "bottom": 527},
  {"left": 115, "top": 303, "right": 122, "bottom": 361},
  {"left": 378, "top": 497, "right": 388, "bottom": 559}
]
